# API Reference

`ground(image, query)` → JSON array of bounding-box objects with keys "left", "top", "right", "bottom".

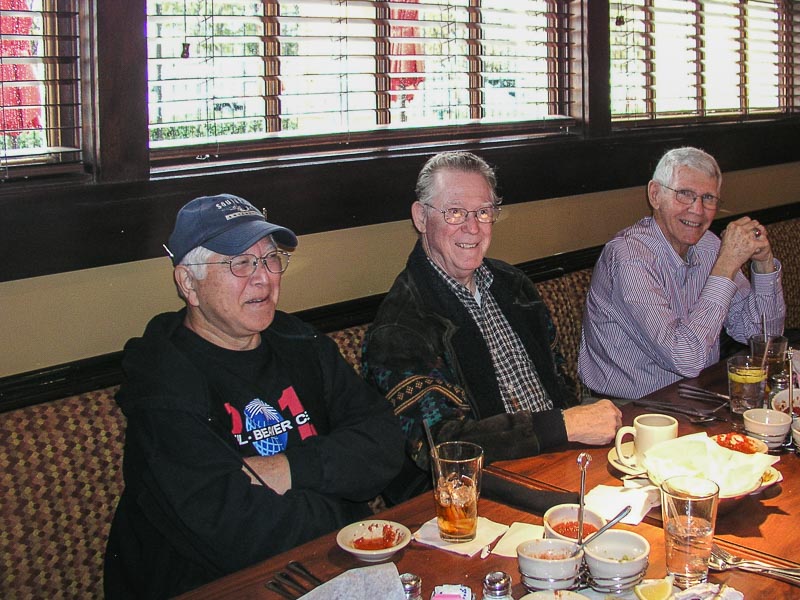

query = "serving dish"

[{"left": 335, "top": 519, "right": 411, "bottom": 562}]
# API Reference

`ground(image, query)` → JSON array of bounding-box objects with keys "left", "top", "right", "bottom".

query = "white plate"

[
  {"left": 336, "top": 519, "right": 411, "bottom": 563},
  {"left": 607, "top": 441, "right": 646, "bottom": 476}
]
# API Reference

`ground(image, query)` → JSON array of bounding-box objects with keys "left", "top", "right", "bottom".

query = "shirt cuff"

[
  {"left": 751, "top": 258, "right": 782, "bottom": 293},
  {"left": 703, "top": 274, "right": 739, "bottom": 306}
]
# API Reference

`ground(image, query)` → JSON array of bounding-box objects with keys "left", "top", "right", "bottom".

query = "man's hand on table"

[{"left": 563, "top": 399, "right": 622, "bottom": 445}]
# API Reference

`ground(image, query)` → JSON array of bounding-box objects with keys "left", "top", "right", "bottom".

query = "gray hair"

[
  {"left": 415, "top": 151, "right": 501, "bottom": 206},
  {"left": 652, "top": 147, "right": 721, "bottom": 188},
  {"left": 179, "top": 245, "right": 216, "bottom": 280}
]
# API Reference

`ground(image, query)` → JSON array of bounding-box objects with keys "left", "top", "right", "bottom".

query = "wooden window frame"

[{"left": 0, "top": 0, "right": 798, "bottom": 284}]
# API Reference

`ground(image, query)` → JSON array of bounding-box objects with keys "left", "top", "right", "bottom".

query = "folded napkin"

[
  {"left": 584, "top": 481, "right": 660, "bottom": 525},
  {"left": 490, "top": 521, "right": 544, "bottom": 557},
  {"left": 299, "top": 562, "right": 404, "bottom": 600},
  {"left": 413, "top": 516, "right": 508, "bottom": 557},
  {"left": 482, "top": 469, "right": 579, "bottom": 513}
]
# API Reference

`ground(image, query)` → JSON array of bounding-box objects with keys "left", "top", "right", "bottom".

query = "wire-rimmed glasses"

[
  {"left": 183, "top": 251, "right": 291, "bottom": 277},
  {"left": 422, "top": 203, "right": 500, "bottom": 224},
  {"left": 658, "top": 183, "right": 720, "bottom": 209}
]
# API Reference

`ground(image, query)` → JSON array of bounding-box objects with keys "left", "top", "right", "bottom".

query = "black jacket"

[
  {"left": 363, "top": 242, "right": 577, "bottom": 504},
  {"left": 104, "top": 309, "right": 404, "bottom": 599}
]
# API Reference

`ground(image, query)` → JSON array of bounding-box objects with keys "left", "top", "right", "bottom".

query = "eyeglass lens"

[
  {"left": 437, "top": 206, "right": 498, "bottom": 224},
  {"left": 230, "top": 253, "right": 289, "bottom": 276}
]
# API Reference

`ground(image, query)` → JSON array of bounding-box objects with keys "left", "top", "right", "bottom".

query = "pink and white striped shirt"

[{"left": 579, "top": 216, "right": 785, "bottom": 399}]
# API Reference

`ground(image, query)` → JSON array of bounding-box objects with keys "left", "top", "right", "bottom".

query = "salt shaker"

[
  {"left": 400, "top": 572, "right": 423, "bottom": 600},
  {"left": 481, "top": 571, "right": 514, "bottom": 599}
]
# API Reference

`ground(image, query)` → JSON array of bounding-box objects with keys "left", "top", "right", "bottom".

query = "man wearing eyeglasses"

[
  {"left": 105, "top": 194, "right": 404, "bottom": 599},
  {"left": 362, "top": 151, "right": 622, "bottom": 505},
  {"left": 579, "top": 146, "right": 786, "bottom": 400}
]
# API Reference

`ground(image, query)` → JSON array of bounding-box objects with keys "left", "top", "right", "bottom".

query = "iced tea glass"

[
  {"left": 660, "top": 476, "right": 719, "bottom": 589},
  {"left": 431, "top": 441, "right": 483, "bottom": 542}
]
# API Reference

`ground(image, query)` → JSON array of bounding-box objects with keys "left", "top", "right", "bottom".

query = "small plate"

[
  {"left": 751, "top": 465, "right": 783, "bottom": 495},
  {"left": 607, "top": 441, "right": 646, "bottom": 476},
  {"left": 336, "top": 519, "right": 411, "bottom": 563},
  {"left": 711, "top": 432, "right": 768, "bottom": 454}
]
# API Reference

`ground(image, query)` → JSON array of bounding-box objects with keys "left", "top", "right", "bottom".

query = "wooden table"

[{"left": 179, "top": 363, "right": 800, "bottom": 599}]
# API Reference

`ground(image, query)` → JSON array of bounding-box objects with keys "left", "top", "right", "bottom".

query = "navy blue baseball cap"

[{"left": 167, "top": 194, "right": 298, "bottom": 266}]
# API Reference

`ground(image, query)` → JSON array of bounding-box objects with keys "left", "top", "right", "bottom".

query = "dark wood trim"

[
  {"left": 5, "top": 198, "right": 799, "bottom": 413},
  {"left": 2, "top": 119, "right": 799, "bottom": 283}
]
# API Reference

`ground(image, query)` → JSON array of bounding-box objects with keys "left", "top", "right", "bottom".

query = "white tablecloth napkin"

[
  {"left": 413, "top": 516, "right": 508, "bottom": 557},
  {"left": 490, "top": 521, "right": 544, "bottom": 557},
  {"left": 298, "top": 562, "right": 404, "bottom": 599}
]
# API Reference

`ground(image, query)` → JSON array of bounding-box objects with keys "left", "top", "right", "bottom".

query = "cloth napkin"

[
  {"left": 674, "top": 582, "right": 744, "bottom": 600},
  {"left": 298, "top": 562, "right": 405, "bottom": 600},
  {"left": 482, "top": 469, "right": 579, "bottom": 513},
  {"left": 413, "top": 516, "right": 508, "bottom": 557},
  {"left": 490, "top": 521, "right": 544, "bottom": 557},
  {"left": 584, "top": 481, "right": 661, "bottom": 525}
]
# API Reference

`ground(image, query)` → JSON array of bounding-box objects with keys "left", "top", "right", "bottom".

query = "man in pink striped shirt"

[{"left": 579, "top": 146, "right": 785, "bottom": 399}]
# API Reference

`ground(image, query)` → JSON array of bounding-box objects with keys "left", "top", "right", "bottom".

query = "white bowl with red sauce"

[
  {"left": 516, "top": 538, "right": 583, "bottom": 591},
  {"left": 542, "top": 503, "right": 606, "bottom": 543},
  {"left": 336, "top": 519, "right": 411, "bottom": 562}
]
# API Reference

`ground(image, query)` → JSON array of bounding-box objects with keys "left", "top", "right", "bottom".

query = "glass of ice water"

[{"left": 660, "top": 476, "right": 719, "bottom": 589}]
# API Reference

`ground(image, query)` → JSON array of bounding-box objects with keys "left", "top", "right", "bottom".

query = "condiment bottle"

[
  {"left": 481, "top": 571, "right": 514, "bottom": 599},
  {"left": 400, "top": 572, "right": 423, "bottom": 600}
]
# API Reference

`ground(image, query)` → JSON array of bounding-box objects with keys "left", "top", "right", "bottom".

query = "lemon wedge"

[
  {"left": 634, "top": 575, "right": 674, "bottom": 600},
  {"left": 728, "top": 367, "right": 766, "bottom": 384}
]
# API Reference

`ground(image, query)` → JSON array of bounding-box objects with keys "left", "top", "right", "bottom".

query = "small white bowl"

[
  {"left": 743, "top": 408, "right": 792, "bottom": 450},
  {"left": 543, "top": 503, "right": 606, "bottom": 543},
  {"left": 771, "top": 388, "right": 800, "bottom": 417},
  {"left": 584, "top": 529, "right": 649, "bottom": 591},
  {"left": 336, "top": 519, "right": 411, "bottom": 563},
  {"left": 517, "top": 538, "right": 583, "bottom": 591},
  {"left": 792, "top": 421, "right": 800, "bottom": 447}
]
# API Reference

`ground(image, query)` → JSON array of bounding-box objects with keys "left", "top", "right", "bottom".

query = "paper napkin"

[
  {"left": 413, "top": 516, "right": 508, "bottom": 557},
  {"left": 299, "top": 562, "right": 405, "bottom": 600},
  {"left": 584, "top": 482, "right": 660, "bottom": 525},
  {"left": 490, "top": 521, "right": 544, "bottom": 557}
]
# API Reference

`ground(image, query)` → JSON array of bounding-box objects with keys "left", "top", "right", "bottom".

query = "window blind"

[
  {"left": 146, "top": 0, "right": 573, "bottom": 152},
  {"left": 610, "top": 0, "right": 799, "bottom": 122},
  {"left": 0, "top": 0, "right": 80, "bottom": 177}
]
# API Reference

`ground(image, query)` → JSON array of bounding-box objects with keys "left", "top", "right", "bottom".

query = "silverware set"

[
  {"left": 677, "top": 384, "right": 730, "bottom": 404},
  {"left": 633, "top": 399, "right": 728, "bottom": 424},
  {"left": 265, "top": 561, "right": 324, "bottom": 598},
  {"left": 709, "top": 543, "right": 800, "bottom": 587}
]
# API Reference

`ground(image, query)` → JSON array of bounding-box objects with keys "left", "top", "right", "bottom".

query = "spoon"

[
  {"left": 569, "top": 504, "right": 632, "bottom": 557},
  {"left": 576, "top": 452, "right": 592, "bottom": 543}
]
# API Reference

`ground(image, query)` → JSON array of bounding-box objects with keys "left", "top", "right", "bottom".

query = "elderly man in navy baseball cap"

[{"left": 105, "top": 193, "right": 404, "bottom": 598}]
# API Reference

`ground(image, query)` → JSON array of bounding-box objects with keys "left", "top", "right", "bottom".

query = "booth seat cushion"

[
  {"left": 0, "top": 386, "right": 124, "bottom": 600},
  {"left": 534, "top": 268, "right": 594, "bottom": 399}
]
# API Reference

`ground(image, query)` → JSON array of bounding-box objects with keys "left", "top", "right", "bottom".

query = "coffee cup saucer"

[{"left": 607, "top": 442, "right": 646, "bottom": 476}]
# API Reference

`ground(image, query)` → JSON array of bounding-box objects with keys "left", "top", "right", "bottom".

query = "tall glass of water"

[{"left": 660, "top": 476, "right": 719, "bottom": 589}]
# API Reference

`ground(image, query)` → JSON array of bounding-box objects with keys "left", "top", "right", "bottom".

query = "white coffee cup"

[{"left": 614, "top": 413, "right": 678, "bottom": 468}]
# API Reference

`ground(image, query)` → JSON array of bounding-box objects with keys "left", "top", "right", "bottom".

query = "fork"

[{"left": 711, "top": 544, "right": 800, "bottom": 580}]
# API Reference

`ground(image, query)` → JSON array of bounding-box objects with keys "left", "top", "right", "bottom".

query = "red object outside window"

[{"left": 0, "top": 0, "right": 42, "bottom": 138}]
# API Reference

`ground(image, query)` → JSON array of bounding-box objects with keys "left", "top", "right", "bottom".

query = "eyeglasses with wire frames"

[
  {"left": 183, "top": 250, "right": 291, "bottom": 277},
  {"left": 658, "top": 182, "right": 720, "bottom": 209},
  {"left": 422, "top": 203, "right": 500, "bottom": 224}
]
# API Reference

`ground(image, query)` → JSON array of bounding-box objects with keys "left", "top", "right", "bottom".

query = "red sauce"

[
  {"left": 352, "top": 524, "right": 399, "bottom": 550},
  {"left": 714, "top": 432, "right": 761, "bottom": 454},
  {"left": 552, "top": 520, "right": 599, "bottom": 539}
]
